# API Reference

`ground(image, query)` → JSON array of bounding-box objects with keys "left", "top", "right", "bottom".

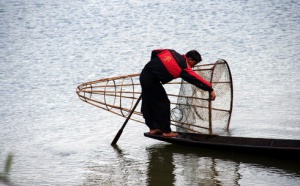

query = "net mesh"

[
  {"left": 172, "top": 59, "right": 233, "bottom": 134},
  {"left": 76, "top": 59, "right": 233, "bottom": 134}
]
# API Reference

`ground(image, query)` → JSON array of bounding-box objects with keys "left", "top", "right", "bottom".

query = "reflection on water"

[
  {"left": 147, "top": 145, "right": 175, "bottom": 185},
  {"left": 146, "top": 145, "right": 241, "bottom": 186},
  {"left": 84, "top": 144, "right": 148, "bottom": 186},
  {"left": 83, "top": 144, "right": 300, "bottom": 186}
]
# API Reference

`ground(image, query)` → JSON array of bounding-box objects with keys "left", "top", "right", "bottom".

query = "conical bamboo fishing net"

[{"left": 76, "top": 59, "right": 233, "bottom": 134}]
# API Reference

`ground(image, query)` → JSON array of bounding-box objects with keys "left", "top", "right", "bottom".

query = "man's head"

[{"left": 186, "top": 50, "right": 202, "bottom": 67}]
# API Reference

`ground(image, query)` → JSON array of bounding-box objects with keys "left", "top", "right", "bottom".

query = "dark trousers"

[{"left": 139, "top": 68, "right": 171, "bottom": 133}]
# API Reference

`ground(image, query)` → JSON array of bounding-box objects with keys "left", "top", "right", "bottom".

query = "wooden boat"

[{"left": 144, "top": 132, "right": 300, "bottom": 158}]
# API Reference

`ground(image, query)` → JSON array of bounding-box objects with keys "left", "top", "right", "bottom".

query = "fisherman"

[{"left": 139, "top": 49, "right": 216, "bottom": 137}]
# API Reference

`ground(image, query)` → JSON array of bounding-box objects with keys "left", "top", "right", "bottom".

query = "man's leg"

[{"left": 140, "top": 69, "right": 160, "bottom": 132}]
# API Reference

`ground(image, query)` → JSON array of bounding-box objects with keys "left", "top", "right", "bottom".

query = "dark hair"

[{"left": 186, "top": 50, "right": 202, "bottom": 63}]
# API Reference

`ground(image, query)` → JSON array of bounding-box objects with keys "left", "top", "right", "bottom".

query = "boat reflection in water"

[
  {"left": 146, "top": 144, "right": 241, "bottom": 185},
  {"left": 83, "top": 144, "right": 300, "bottom": 185},
  {"left": 146, "top": 144, "right": 300, "bottom": 186}
]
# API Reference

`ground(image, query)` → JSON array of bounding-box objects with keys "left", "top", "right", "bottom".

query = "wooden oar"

[{"left": 111, "top": 95, "right": 142, "bottom": 145}]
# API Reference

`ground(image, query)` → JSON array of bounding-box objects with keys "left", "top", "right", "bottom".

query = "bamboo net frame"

[{"left": 76, "top": 59, "right": 233, "bottom": 134}]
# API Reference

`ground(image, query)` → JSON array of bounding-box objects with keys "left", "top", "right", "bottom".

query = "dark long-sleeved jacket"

[{"left": 143, "top": 49, "right": 213, "bottom": 92}]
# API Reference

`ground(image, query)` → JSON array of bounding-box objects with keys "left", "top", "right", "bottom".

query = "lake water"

[{"left": 1, "top": 0, "right": 300, "bottom": 185}]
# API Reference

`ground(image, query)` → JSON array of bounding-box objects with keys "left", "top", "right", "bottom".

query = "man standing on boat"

[{"left": 139, "top": 49, "right": 216, "bottom": 137}]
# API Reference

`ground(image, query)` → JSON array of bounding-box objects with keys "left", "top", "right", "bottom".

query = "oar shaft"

[{"left": 111, "top": 95, "right": 142, "bottom": 145}]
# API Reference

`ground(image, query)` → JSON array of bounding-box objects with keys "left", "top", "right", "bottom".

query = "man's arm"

[
  {"left": 181, "top": 67, "right": 216, "bottom": 100},
  {"left": 180, "top": 67, "right": 213, "bottom": 91}
]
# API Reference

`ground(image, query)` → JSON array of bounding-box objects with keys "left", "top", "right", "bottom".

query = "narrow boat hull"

[{"left": 144, "top": 132, "right": 300, "bottom": 158}]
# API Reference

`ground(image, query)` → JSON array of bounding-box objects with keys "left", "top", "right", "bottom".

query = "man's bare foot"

[
  {"left": 162, "top": 132, "right": 179, "bottom": 137},
  {"left": 150, "top": 129, "right": 162, "bottom": 135}
]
